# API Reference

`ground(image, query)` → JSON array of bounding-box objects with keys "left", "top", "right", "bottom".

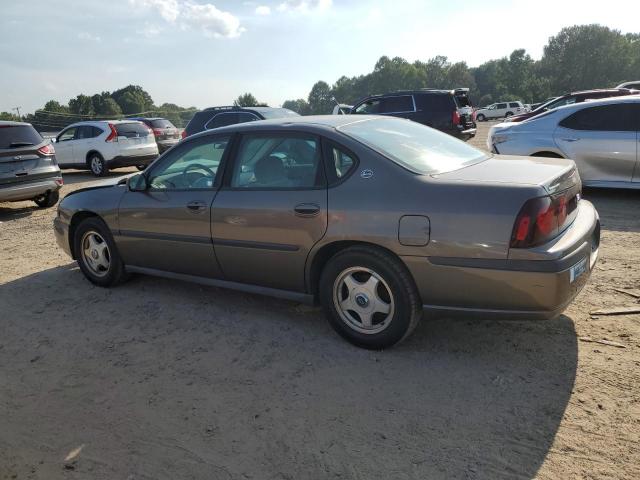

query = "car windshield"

[
  {"left": 338, "top": 117, "right": 487, "bottom": 175},
  {"left": 259, "top": 108, "right": 299, "bottom": 119},
  {"left": 0, "top": 125, "right": 43, "bottom": 149}
]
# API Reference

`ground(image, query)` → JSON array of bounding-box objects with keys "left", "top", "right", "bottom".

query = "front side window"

[
  {"left": 354, "top": 99, "right": 381, "bottom": 114},
  {"left": 559, "top": 104, "right": 636, "bottom": 132},
  {"left": 58, "top": 127, "right": 77, "bottom": 142},
  {"left": 148, "top": 136, "right": 229, "bottom": 190},
  {"left": 496, "top": 103, "right": 507, "bottom": 109},
  {"left": 231, "top": 135, "right": 321, "bottom": 189},
  {"left": 338, "top": 117, "right": 487, "bottom": 175}
]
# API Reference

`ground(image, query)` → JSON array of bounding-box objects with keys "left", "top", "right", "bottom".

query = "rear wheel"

[
  {"left": 476, "top": 113, "right": 486, "bottom": 122},
  {"left": 33, "top": 190, "right": 59, "bottom": 208},
  {"left": 74, "top": 217, "right": 128, "bottom": 287},
  {"left": 319, "top": 246, "right": 422, "bottom": 349},
  {"left": 505, "top": 111, "right": 514, "bottom": 118},
  {"left": 88, "top": 153, "right": 108, "bottom": 177}
]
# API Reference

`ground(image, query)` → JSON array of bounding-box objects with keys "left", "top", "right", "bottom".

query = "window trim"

[
  {"left": 321, "top": 138, "right": 360, "bottom": 188},
  {"left": 222, "top": 130, "right": 327, "bottom": 192},
  {"left": 204, "top": 111, "right": 261, "bottom": 130},
  {"left": 143, "top": 133, "right": 234, "bottom": 192}
]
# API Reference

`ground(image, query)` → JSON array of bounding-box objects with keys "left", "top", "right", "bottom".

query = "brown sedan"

[{"left": 53, "top": 116, "right": 600, "bottom": 349}]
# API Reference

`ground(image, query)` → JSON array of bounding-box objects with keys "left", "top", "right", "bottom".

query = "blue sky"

[{"left": 1, "top": 0, "right": 637, "bottom": 114}]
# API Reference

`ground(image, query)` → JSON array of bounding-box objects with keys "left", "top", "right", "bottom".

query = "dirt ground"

[{"left": 1, "top": 123, "right": 639, "bottom": 479}]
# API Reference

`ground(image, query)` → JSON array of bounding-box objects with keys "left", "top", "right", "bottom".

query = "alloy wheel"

[{"left": 81, "top": 231, "right": 111, "bottom": 277}]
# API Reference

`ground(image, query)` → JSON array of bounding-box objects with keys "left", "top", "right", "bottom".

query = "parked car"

[
  {"left": 54, "top": 115, "right": 599, "bottom": 349},
  {"left": 349, "top": 88, "right": 476, "bottom": 140},
  {"left": 128, "top": 117, "right": 180, "bottom": 153},
  {"left": 183, "top": 106, "right": 299, "bottom": 138},
  {"left": 475, "top": 101, "right": 526, "bottom": 121},
  {"left": 0, "top": 121, "right": 62, "bottom": 208},
  {"left": 507, "top": 89, "right": 638, "bottom": 122},
  {"left": 487, "top": 96, "right": 640, "bottom": 188},
  {"left": 52, "top": 121, "right": 159, "bottom": 177},
  {"left": 616, "top": 81, "right": 640, "bottom": 90}
]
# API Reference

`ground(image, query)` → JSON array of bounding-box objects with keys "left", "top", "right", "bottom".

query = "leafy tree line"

[{"left": 282, "top": 25, "right": 640, "bottom": 114}]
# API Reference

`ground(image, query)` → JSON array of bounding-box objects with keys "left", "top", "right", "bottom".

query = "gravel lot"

[{"left": 1, "top": 123, "right": 639, "bottom": 479}]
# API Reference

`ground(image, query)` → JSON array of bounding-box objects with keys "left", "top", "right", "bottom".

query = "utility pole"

[{"left": 13, "top": 107, "right": 22, "bottom": 121}]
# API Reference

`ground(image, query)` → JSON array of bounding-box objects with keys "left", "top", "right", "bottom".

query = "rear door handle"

[
  {"left": 294, "top": 203, "right": 320, "bottom": 217},
  {"left": 186, "top": 201, "right": 207, "bottom": 213},
  {"left": 561, "top": 138, "right": 579, "bottom": 142}
]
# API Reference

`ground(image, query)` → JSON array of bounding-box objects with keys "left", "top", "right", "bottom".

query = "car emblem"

[
  {"left": 13, "top": 155, "right": 22, "bottom": 161},
  {"left": 360, "top": 169, "right": 374, "bottom": 179}
]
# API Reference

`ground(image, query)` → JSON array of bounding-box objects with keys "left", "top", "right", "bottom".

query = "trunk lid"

[{"left": 432, "top": 154, "right": 580, "bottom": 194}]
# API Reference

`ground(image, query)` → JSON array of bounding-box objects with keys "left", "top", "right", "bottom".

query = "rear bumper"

[
  {"left": 452, "top": 127, "right": 476, "bottom": 140},
  {"left": 0, "top": 176, "right": 62, "bottom": 202},
  {"left": 107, "top": 153, "right": 158, "bottom": 169},
  {"left": 403, "top": 201, "right": 600, "bottom": 319}
]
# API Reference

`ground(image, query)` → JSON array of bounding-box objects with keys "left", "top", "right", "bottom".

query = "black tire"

[
  {"left": 88, "top": 153, "right": 108, "bottom": 177},
  {"left": 476, "top": 114, "right": 485, "bottom": 122},
  {"left": 319, "top": 246, "right": 422, "bottom": 349},
  {"left": 73, "top": 217, "right": 128, "bottom": 287},
  {"left": 505, "top": 111, "right": 513, "bottom": 118},
  {"left": 531, "top": 151, "right": 563, "bottom": 158},
  {"left": 33, "top": 190, "right": 59, "bottom": 208}
]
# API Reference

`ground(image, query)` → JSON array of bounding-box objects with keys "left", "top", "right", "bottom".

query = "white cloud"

[
  {"left": 130, "top": 0, "right": 244, "bottom": 38},
  {"left": 77, "top": 32, "right": 101, "bottom": 42},
  {"left": 255, "top": 5, "right": 271, "bottom": 15},
  {"left": 137, "top": 23, "right": 162, "bottom": 38},
  {"left": 277, "top": 0, "right": 332, "bottom": 13}
]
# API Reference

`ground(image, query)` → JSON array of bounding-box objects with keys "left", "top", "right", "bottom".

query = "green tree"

[
  {"left": 112, "top": 85, "right": 154, "bottom": 114},
  {"left": 0, "top": 111, "right": 20, "bottom": 121},
  {"left": 307, "top": 81, "right": 334, "bottom": 114},
  {"left": 234, "top": 93, "right": 267, "bottom": 107},
  {"left": 68, "top": 94, "right": 95, "bottom": 116},
  {"left": 282, "top": 99, "right": 310, "bottom": 115}
]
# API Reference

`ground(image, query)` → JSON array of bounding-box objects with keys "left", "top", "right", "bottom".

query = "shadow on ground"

[
  {"left": 584, "top": 187, "right": 640, "bottom": 233},
  {"left": 1, "top": 264, "right": 577, "bottom": 480}
]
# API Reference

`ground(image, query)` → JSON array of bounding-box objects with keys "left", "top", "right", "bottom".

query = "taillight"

[
  {"left": 152, "top": 128, "right": 163, "bottom": 136},
  {"left": 181, "top": 130, "right": 187, "bottom": 139},
  {"left": 510, "top": 190, "right": 579, "bottom": 248},
  {"left": 38, "top": 144, "right": 55, "bottom": 155},
  {"left": 105, "top": 123, "right": 118, "bottom": 142},
  {"left": 452, "top": 110, "right": 461, "bottom": 125},
  {"left": 55, "top": 178, "right": 64, "bottom": 186}
]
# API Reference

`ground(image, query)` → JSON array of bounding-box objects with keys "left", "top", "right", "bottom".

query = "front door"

[
  {"left": 212, "top": 132, "right": 328, "bottom": 292},
  {"left": 54, "top": 126, "right": 77, "bottom": 165},
  {"left": 117, "top": 135, "right": 232, "bottom": 278},
  {"left": 555, "top": 103, "right": 638, "bottom": 184}
]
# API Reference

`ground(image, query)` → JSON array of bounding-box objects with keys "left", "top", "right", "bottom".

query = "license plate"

[{"left": 570, "top": 257, "right": 588, "bottom": 283}]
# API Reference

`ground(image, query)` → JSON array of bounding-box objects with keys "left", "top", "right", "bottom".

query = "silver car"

[{"left": 487, "top": 96, "right": 640, "bottom": 189}]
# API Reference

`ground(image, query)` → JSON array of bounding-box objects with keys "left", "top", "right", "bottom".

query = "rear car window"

[
  {"left": 454, "top": 94, "right": 472, "bottom": 108},
  {"left": 115, "top": 122, "right": 151, "bottom": 137},
  {"left": 415, "top": 94, "right": 455, "bottom": 112},
  {"left": 150, "top": 119, "right": 175, "bottom": 129},
  {"left": 338, "top": 117, "right": 486, "bottom": 175},
  {"left": 0, "top": 124, "right": 43, "bottom": 149}
]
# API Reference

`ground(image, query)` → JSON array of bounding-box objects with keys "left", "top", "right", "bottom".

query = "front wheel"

[
  {"left": 74, "top": 217, "right": 128, "bottom": 287},
  {"left": 319, "top": 246, "right": 422, "bottom": 349},
  {"left": 88, "top": 153, "right": 108, "bottom": 177},
  {"left": 33, "top": 190, "right": 59, "bottom": 208}
]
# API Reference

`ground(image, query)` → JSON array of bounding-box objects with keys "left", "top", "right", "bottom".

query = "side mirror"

[{"left": 128, "top": 173, "right": 148, "bottom": 192}]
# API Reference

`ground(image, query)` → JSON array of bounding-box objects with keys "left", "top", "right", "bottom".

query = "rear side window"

[
  {"left": 206, "top": 113, "right": 239, "bottom": 129},
  {"left": 559, "top": 104, "right": 638, "bottom": 132},
  {"left": 150, "top": 119, "right": 175, "bottom": 129},
  {"left": 0, "top": 125, "right": 43, "bottom": 149},
  {"left": 415, "top": 94, "right": 455, "bottom": 112},
  {"left": 378, "top": 95, "right": 414, "bottom": 113},
  {"left": 115, "top": 122, "right": 151, "bottom": 137},
  {"left": 237, "top": 112, "right": 260, "bottom": 124},
  {"left": 509, "top": 102, "right": 521, "bottom": 108},
  {"left": 323, "top": 140, "right": 358, "bottom": 185},
  {"left": 76, "top": 125, "right": 101, "bottom": 139}
]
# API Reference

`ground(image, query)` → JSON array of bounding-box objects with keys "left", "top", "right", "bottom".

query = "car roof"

[
  {"left": 200, "top": 106, "right": 286, "bottom": 113},
  {"left": 537, "top": 94, "right": 640, "bottom": 116},
  {"left": 357, "top": 89, "right": 454, "bottom": 100},
  {"left": 63, "top": 119, "right": 146, "bottom": 128},
  {"left": 565, "top": 88, "right": 632, "bottom": 97},
  {"left": 0, "top": 120, "right": 32, "bottom": 127}
]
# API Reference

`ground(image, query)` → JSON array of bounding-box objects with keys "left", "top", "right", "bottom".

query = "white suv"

[
  {"left": 475, "top": 101, "right": 526, "bottom": 121},
  {"left": 53, "top": 120, "right": 159, "bottom": 176}
]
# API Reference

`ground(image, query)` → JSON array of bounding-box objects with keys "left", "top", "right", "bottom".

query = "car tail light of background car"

[
  {"left": 105, "top": 123, "right": 118, "bottom": 142},
  {"left": 510, "top": 190, "right": 580, "bottom": 248},
  {"left": 452, "top": 110, "right": 461, "bottom": 125},
  {"left": 38, "top": 144, "right": 55, "bottom": 155},
  {"left": 152, "top": 128, "right": 163, "bottom": 136}
]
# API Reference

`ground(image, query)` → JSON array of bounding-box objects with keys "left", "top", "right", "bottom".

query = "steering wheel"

[{"left": 182, "top": 163, "right": 216, "bottom": 188}]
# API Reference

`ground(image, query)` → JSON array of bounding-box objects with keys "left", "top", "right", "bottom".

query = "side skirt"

[{"left": 125, "top": 265, "right": 316, "bottom": 305}]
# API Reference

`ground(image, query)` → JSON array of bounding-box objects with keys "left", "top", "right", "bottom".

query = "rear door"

[
  {"left": 211, "top": 131, "right": 327, "bottom": 292},
  {"left": 117, "top": 134, "right": 231, "bottom": 277},
  {"left": 554, "top": 103, "right": 637, "bottom": 184},
  {"left": 54, "top": 126, "right": 78, "bottom": 165}
]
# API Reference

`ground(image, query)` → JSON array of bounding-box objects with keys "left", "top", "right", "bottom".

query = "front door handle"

[
  {"left": 186, "top": 201, "right": 207, "bottom": 213},
  {"left": 561, "top": 138, "right": 579, "bottom": 142},
  {"left": 294, "top": 203, "right": 320, "bottom": 217}
]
